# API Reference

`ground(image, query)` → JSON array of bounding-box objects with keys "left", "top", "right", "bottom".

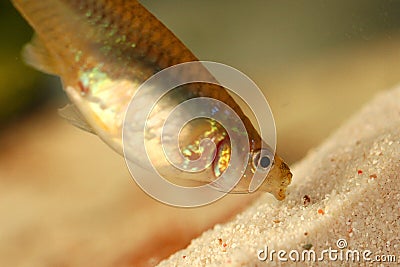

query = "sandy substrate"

[{"left": 159, "top": 86, "right": 400, "bottom": 266}]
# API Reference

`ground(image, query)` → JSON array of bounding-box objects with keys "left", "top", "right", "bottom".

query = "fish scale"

[{"left": 68, "top": 0, "right": 197, "bottom": 71}]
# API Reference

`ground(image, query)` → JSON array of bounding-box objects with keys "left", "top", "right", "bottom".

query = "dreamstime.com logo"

[
  {"left": 257, "top": 238, "right": 398, "bottom": 263},
  {"left": 122, "top": 61, "right": 276, "bottom": 207}
]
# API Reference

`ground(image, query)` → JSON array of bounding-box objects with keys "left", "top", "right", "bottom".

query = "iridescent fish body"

[{"left": 12, "top": 0, "right": 292, "bottom": 199}]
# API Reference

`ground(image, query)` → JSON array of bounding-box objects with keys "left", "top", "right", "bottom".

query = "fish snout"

[{"left": 280, "top": 161, "right": 292, "bottom": 186}]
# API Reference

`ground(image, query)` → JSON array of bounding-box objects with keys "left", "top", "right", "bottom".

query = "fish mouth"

[
  {"left": 274, "top": 171, "right": 293, "bottom": 200},
  {"left": 279, "top": 160, "right": 293, "bottom": 187},
  {"left": 266, "top": 158, "right": 293, "bottom": 200},
  {"left": 282, "top": 169, "right": 293, "bottom": 186}
]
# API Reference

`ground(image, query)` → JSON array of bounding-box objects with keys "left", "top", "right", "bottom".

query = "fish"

[{"left": 12, "top": 0, "right": 292, "bottom": 200}]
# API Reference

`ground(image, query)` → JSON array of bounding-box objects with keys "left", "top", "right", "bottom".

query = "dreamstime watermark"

[
  {"left": 122, "top": 61, "right": 276, "bottom": 207},
  {"left": 257, "top": 238, "right": 398, "bottom": 263}
]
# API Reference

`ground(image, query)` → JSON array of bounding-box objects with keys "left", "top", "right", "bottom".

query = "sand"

[{"left": 158, "top": 86, "right": 400, "bottom": 266}]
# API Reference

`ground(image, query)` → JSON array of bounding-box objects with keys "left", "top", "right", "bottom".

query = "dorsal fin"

[
  {"left": 58, "top": 104, "right": 95, "bottom": 134},
  {"left": 22, "top": 35, "right": 59, "bottom": 75}
]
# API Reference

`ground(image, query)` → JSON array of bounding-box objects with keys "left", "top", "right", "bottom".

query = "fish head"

[
  {"left": 248, "top": 148, "right": 292, "bottom": 200},
  {"left": 212, "top": 132, "right": 292, "bottom": 200}
]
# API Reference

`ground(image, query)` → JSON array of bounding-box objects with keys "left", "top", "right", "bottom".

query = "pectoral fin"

[{"left": 58, "top": 104, "right": 95, "bottom": 134}]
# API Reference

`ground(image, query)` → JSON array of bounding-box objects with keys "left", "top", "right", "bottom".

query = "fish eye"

[
  {"left": 260, "top": 155, "right": 271, "bottom": 168},
  {"left": 252, "top": 149, "right": 273, "bottom": 172}
]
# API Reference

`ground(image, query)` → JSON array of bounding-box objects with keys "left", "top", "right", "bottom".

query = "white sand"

[{"left": 159, "top": 86, "right": 400, "bottom": 266}]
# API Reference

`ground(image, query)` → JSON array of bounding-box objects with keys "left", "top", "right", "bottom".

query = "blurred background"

[{"left": 1, "top": 0, "right": 400, "bottom": 266}]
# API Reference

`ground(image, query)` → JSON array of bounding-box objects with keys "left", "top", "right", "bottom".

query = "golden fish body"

[{"left": 12, "top": 0, "right": 292, "bottom": 200}]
